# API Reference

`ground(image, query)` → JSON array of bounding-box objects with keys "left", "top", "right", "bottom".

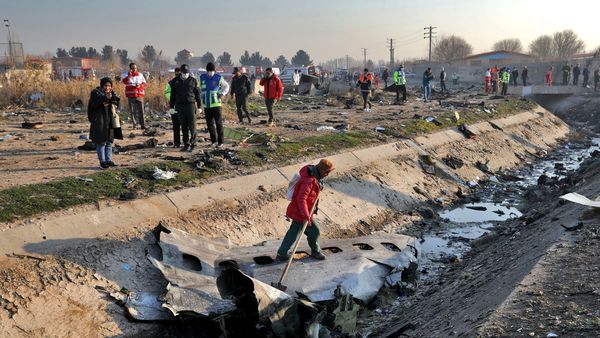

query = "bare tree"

[
  {"left": 529, "top": 35, "right": 554, "bottom": 59},
  {"left": 553, "top": 29, "right": 585, "bottom": 59},
  {"left": 492, "top": 38, "right": 523, "bottom": 53},
  {"left": 432, "top": 35, "right": 473, "bottom": 63}
]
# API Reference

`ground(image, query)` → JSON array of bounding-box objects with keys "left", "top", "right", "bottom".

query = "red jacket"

[
  {"left": 122, "top": 71, "right": 146, "bottom": 98},
  {"left": 286, "top": 165, "right": 321, "bottom": 223},
  {"left": 259, "top": 75, "right": 283, "bottom": 99}
]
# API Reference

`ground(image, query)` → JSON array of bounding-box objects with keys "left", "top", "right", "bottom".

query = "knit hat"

[
  {"left": 232, "top": 67, "right": 240, "bottom": 74},
  {"left": 266, "top": 67, "right": 273, "bottom": 72},
  {"left": 180, "top": 64, "right": 190, "bottom": 73},
  {"left": 206, "top": 62, "right": 216, "bottom": 71},
  {"left": 316, "top": 159, "right": 335, "bottom": 174},
  {"left": 100, "top": 77, "right": 112, "bottom": 88}
]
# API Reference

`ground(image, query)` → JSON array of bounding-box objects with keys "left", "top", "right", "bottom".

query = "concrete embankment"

[{"left": 0, "top": 106, "right": 570, "bottom": 255}]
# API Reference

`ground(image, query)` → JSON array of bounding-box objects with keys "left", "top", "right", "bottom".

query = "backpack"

[{"left": 286, "top": 173, "right": 300, "bottom": 201}]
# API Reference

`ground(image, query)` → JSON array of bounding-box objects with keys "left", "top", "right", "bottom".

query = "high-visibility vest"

[
  {"left": 501, "top": 71, "right": 510, "bottom": 83},
  {"left": 393, "top": 70, "right": 406, "bottom": 85},
  {"left": 164, "top": 82, "right": 171, "bottom": 101},
  {"left": 200, "top": 73, "right": 224, "bottom": 108}
]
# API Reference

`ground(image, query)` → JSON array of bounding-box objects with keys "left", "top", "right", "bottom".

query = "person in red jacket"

[
  {"left": 546, "top": 66, "right": 553, "bottom": 86},
  {"left": 259, "top": 67, "right": 283, "bottom": 127},
  {"left": 122, "top": 62, "right": 147, "bottom": 129},
  {"left": 276, "top": 159, "right": 335, "bottom": 261}
]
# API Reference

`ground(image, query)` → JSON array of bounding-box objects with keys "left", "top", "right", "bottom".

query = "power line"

[
  {"left": 424, "top": 26, "right": 437, "bottom": 65},
  {"left": 387, "top": 38, "right": 395, "bottom": 67}
]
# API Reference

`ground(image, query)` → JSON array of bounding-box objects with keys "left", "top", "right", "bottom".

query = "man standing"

[
  {"left": 200, "top": 62, "right": 230, "bottom": 148},
  {"left": 356, "top": 68, "right": 373, "bottom": 111},
  {"left": 490, "top": 65, "right": 499, "bottom": 93},
  {"left": 485, "top": 68, "right": 492, "bottom": 94},
  {"left": 573, "top": 64, "right": 581, "bottom": 85},
  {"left": 594, "top": 68, "right": 600, "bottom": 91},
  {"left": 292, "top": 69, "right": 301, "bottom": 94},
  {"left": 259, "top": 67, "right": 284, "bottom": 127},
  {"left": 582, "top": 65, "right": 590, "bottom": 87},
  {"left": 164, "top": 67, "right": 181, "bottom": 147},
  {"left": 122, "top": 62, "right": 147, "bottom": 129},
  {"left": 230, "top": 67, "right": 252, "bottom": 124},
  {"left": 562, "top": 64, "right": 570, "bottom": 85},
  {"left": 511, "top": 67, "right": 519, "bottom": 86},
  {"left": 393, "top": 65, "right": 407, "bottom": 103},
  {"left": 522, "top": 66, "right": 528, "bottom": 86},
  {"left": 500, "top": 67, "right": 510, "bottom": 96},
  {"left": 422, "top": 68, "right": 434, "bottom": 102},
  {"left": 382, "top": 68, "right": 389, "bottom": 88},
  {"left": 169, "top": 64, "right": 201, "bottom": 152},
  {"left": 276, "top": 159, "right": 335, "bottom": 261},
  {"left": 439, "top": 67, "right": 448, "bottom": 93}
]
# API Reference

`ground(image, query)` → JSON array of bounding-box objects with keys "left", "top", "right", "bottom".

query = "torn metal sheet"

[
  {"left": 146, "top": 227, "right": 325, "bottom": 337},
  {"left": 125, "top": 291, "right": 174, "bottom": 321},
  {"left": 560, "top": 192, "right": 600, "bottom": 208},
  {"left": 155, "top": 227, "right": 418, "bottom": 303}
]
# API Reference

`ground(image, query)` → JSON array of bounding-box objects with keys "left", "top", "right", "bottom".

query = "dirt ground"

[
  {"left": 1, "top": 92, "right": 599, "bottom": 337},
  {"left": 0, "top": 84, "right": 496, "bottom": 190}
]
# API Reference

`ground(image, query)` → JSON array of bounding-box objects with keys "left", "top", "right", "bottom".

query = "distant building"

[
  {"left": 462, "top": 51, "right": 534, "bottom": 67},
  {"left": 51, "top": 57, "right": 100, "bottom": 80}
]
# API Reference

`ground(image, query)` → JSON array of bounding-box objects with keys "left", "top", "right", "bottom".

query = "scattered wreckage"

[{"left": 119, "top": 225, "right": 419, "bottom": 337}]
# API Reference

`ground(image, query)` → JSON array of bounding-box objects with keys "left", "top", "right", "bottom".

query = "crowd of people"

[{"left": 87, "top": 62, "right": 283, "bottom": 168}]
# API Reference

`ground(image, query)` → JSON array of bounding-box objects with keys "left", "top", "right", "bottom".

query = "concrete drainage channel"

[{"left": 3, "top": 106, "right": 590, "bottom": 337}]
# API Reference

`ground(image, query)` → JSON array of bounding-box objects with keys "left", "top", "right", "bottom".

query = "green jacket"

[
  {"left": 164, "top": 82, "right": 172, "bottom": 101},
  {"left": 393, "top": 69, "right": 406, "bottom": 85},
  {"left": 500, "top": 71, "right": 510, "bottom": 84}
]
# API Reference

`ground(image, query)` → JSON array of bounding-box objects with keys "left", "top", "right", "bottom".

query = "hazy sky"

[{"left": 3, "top": 0, "right": 599, "bottom": 64}]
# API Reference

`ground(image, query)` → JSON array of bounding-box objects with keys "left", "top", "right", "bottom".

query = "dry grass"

[{"left": 0, "top": 71, "right": 169, "bottom": 111}]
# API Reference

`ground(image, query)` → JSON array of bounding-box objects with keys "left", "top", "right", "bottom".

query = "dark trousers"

[
  {"left": 595, "top": 79, "right": 599, "bottom": 91},
  {"left": 361, "top": 91, "right": 372, "bottom": 109},
  {"left": 205, "top": 106, "right": 224, "bottom": 145},
  {"left": 170, "top": 113, "right": 181, "bottom": 146},
  {"left": 501, "top": 82, "right": 508, "bottom": 95},
  {"left": 396, "top": 84, "right": 407, "bottom": 101},
  {"left": 512, "top": 77, "right": 518, "bottom": 86},
  {"left": 277, "top": 219, "right": 321, "bottom": 257},
  {"left": 265, "top": 98, "right": 275, "bottom": 123},
  {"left": 235, "top": 95, "right": 251, "bottom": 122},
  {"left": 573, "top": 75, "right": 579, "bottom": 85},
  {"left": 583, "top": 76, "right": 589, "bottom": 87},
  {"left": 522, "top": 77, "right": 528, "bottom": 86},
  {"left": 177, "top": 103, "right": 197, "bottom": 147},
  {"left": 563, "top": 74, "right": 568, "bottom": 85},
  {"left": 440, "top": 80, "right": 448, "bottom": 93},
  {"left": 127, "top": 98, "right": 145, "bottom": 129}
]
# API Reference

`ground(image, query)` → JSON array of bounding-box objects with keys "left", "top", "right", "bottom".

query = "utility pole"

[
  {"left": 424, "top": 26, "right": 437, "bottom": 65},
  {"left": 361, "top": 48, "right": 367, "bottom": 68},
  {"left": 387, "top": 38, "right": 395, "bottom": 68},
  {"left": 3, "top": 19, "right": 12, "bottom": 67}
]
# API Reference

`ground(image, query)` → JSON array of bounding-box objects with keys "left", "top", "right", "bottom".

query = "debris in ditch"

[
  {"left": 458, "top": 123, "right": 476, "bottom": 139},
  {"left": 152, "top": 167, "right": 178, "bottom": 180},
  {"left": 560, "top": 222, "right": 584, "bottom": 231},
  {"left": 21, "top": 121, "right": 44, "bottom": 129},
  {"left": 466, "top": 206, "right": 487, "bottom": 211},
  {"left": 330, "top": 286, "right": 360, "bottom": 335},
  {"left": 142, "top": 226, "right": 327, "bottom": 337},
  {"left": 476, "top": 160, "right": 492, "bottom": 174},
  {"left": 119, "top": 190, "right": 138, "bottom": 201},
  {"left": 77, "top": 141, "right": 96, "bottom": 151},
  {"left": 75, "top": 177, "right": 94, "bottom": 183},
  {"left": 560, "top": 192, "right": 600, "bottom": 208},
  {"left": 443, "top": 156, "right": 464, "bottom": 169}
]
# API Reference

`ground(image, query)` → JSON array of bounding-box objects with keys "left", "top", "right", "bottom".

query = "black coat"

[
  {"left": 88, "top": 87, "right": 121, "bottom": 143},
  {"left": 230, "top": 74, "right": 251, "bottom": 97}
]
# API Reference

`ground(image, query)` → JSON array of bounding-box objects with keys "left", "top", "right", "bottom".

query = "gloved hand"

[
  {"left": 197, "top": 108, "right": 203, "bottom": 114},
  {"left": 168, "top": 108, "right": 176, "bottom": 114}
]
